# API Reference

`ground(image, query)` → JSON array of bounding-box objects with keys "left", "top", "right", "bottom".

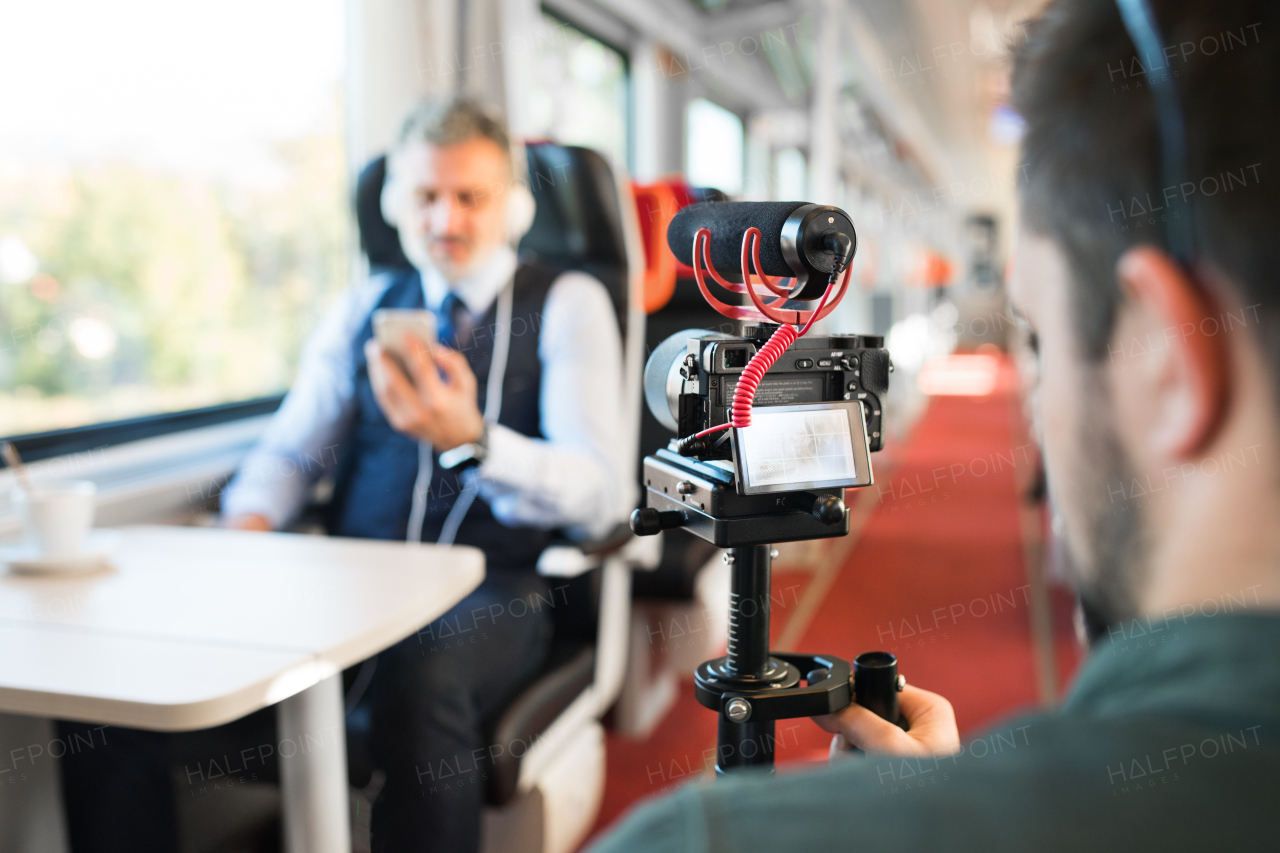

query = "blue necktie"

[{"left": 437, "top": 292, "right": 471, "bottom": 350}]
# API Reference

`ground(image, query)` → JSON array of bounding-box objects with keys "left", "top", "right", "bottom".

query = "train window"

[
  {"left": 526, "top": 11, "right": 630, "bottom": 172},
  {"left": 685, "top": 99, "right": 744, "bottom": 196},
  {"left": 0, "top": 0, "right": 347, "bottom": 438},
  {"left": 775, "top": 147, "right": 807, "bottom": 200}
]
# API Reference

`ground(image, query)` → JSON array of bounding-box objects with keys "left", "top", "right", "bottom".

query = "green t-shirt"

[{"left": 590, "top": 612, "right": 1280, "bottom": 852}]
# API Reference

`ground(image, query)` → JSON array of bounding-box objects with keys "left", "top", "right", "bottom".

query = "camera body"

[{"left": 646, "top": 324, "right": 892, "bottom": 463}]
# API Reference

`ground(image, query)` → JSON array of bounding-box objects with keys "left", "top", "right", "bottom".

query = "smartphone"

[{"left": 372, "top": 309, "right": 437, "bottom": 375}]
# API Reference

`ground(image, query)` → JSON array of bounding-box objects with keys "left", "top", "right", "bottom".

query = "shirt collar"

[
  {"left": 1063, "top": 610, "right": 1280, "bottom": 719},
  {"left": 419, "top": 245, "right": 517, "bottom": 317}
]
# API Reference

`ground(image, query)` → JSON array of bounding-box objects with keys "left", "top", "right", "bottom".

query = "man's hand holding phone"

[{"left": 365, "top": 333, "right": 485, "bottom": 452}]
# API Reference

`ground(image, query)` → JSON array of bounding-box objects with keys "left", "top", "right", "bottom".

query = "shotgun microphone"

[{"left": 667, "top": 201, "right": 857, "bottom": 299}]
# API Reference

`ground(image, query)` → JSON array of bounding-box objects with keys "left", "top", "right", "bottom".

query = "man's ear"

[{"left": 1115, "top": 246, "right": 1231, "bottom": 457}]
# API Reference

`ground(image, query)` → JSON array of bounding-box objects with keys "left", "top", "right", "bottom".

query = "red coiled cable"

[{"left": 728, "top": 323, "right": 799, "bottom": 429}]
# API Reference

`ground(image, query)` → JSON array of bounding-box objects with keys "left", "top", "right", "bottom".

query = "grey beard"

[{"left": 399, "top": 233, "right": 498, "bottom": 284}]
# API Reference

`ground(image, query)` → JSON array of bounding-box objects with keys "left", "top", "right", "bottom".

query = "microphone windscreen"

[{"left": 667, "top": 201, "right": 809, "bottom": 277}]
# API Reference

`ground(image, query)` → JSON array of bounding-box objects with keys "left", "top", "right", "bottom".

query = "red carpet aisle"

[
  {"left": 774, "top": 387, "right": 1058, "bottom": 764},
  {"left": 587, "top": 369, "right": 1084, "bottom": 842}
]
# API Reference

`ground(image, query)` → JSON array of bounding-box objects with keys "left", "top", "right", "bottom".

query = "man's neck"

[
  {"left": 1140, "top": 476, "right": 1280, "bottom": 617},
  {"left": 419, "top": 245, "right": 517, "bottom": 316},
  {"left": 1136, "top": 370, "right": 1280, "bottom": 619}
]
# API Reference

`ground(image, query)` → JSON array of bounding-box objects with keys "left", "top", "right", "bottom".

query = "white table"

[{"left": 0, "top": 525, "right": 485, "bottom": 853}]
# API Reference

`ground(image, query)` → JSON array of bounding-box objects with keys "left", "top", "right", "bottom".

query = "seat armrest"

[
  {"left": 536, "top": 522, "right": 635, "bottom": 578},
  {"left": 485, "top": 645, "right": 596, "bottom": 806},
  {"left": 537, "top": 546, "right": 598, "bottom": 578},
  {"left": 575, "top": 522, "right": 632, "bottom": 557}
]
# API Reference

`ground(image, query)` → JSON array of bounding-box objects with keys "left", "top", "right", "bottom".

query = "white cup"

[{"left": 12, "top": 481, "right": 97, "bottom": 558}]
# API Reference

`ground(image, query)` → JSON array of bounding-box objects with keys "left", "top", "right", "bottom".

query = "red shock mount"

[{"left": 690, "top": 226, "right": 851, "bottom": 439}]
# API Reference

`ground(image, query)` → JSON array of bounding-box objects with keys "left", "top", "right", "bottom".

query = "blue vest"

[{"left": 329, "top": 263, "right": 557, "bottom": 571}]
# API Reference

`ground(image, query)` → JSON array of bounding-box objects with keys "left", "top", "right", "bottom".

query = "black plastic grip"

[{"left": 853, "top": 651, "right": 906, "bottom": 729}]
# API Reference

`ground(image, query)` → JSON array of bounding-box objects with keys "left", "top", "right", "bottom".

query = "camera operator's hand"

[
  {"left": 365, "top": 335, "right": 485, "bottom": 452},
  {"left": 813, "top": 685, "right": 960, "bottom": 759}
]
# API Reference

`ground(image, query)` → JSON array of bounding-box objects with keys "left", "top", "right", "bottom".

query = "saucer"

[{"left": 1, "top": 530, "right": 122, "bottom": 576}]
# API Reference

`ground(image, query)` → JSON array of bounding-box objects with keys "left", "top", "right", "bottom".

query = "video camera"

[{"left": 630, "top": 200, "right": 906, "bottom": 774}]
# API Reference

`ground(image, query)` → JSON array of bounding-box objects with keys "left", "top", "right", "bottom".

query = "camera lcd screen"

[{"left": 731, "top": 401, "right": 874, "bottom": 495}]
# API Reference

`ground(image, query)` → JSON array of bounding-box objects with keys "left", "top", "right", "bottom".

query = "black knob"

[
  {"left": 631, "top": 508, "right": 661, "bottom": 536},
  {"left": 812, "top": 495, "right": 845, "bottom": 526},
  {"left": 630, "top": 508, "right": 687, "bottom": 536}
]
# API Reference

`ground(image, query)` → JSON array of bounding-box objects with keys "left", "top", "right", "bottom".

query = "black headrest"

[
  {"left": 353, "top": 143, "right": 630, "bottom": 331},
  {"left": 355, "top": 156, "right": 411, "bottom": 271},
  {"left": 520, "top": 142, "right": 629, "bottom": 330}
]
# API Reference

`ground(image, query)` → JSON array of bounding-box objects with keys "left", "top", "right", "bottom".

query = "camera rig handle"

[
  {"left": 688, "top": 543, "right": 907, "bottom": 772},
  {"left": 853, "top": 651, "right": 907, "bottom": 729},
  {"left": 700, "top": 651, "right": 907, "bottom": 730}
]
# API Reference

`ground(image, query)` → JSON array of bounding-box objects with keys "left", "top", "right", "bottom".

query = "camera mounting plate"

[{"left": 637, "top": 449, "right": 849, "bottom": 548}]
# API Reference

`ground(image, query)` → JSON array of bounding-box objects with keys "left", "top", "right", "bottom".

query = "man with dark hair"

[{"left": 590, "top": 1, "right": 1279, "bottom": 849}]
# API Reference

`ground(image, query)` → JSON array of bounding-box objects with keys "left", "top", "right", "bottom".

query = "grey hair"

[{"left": 393, "top": 98, "right": 514, "bottom": 175}]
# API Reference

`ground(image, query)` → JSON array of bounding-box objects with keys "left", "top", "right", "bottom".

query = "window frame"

[
  {"left": 1, "top": 396, "right": 282, "bottom": 464},
  {"left": 539, "top": 3, "right": 634, "bottom": 175}
]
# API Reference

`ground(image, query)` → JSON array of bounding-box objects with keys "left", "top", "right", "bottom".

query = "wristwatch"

[{"left": 438, "top": 422, "right": 490, "bottom": 471}]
